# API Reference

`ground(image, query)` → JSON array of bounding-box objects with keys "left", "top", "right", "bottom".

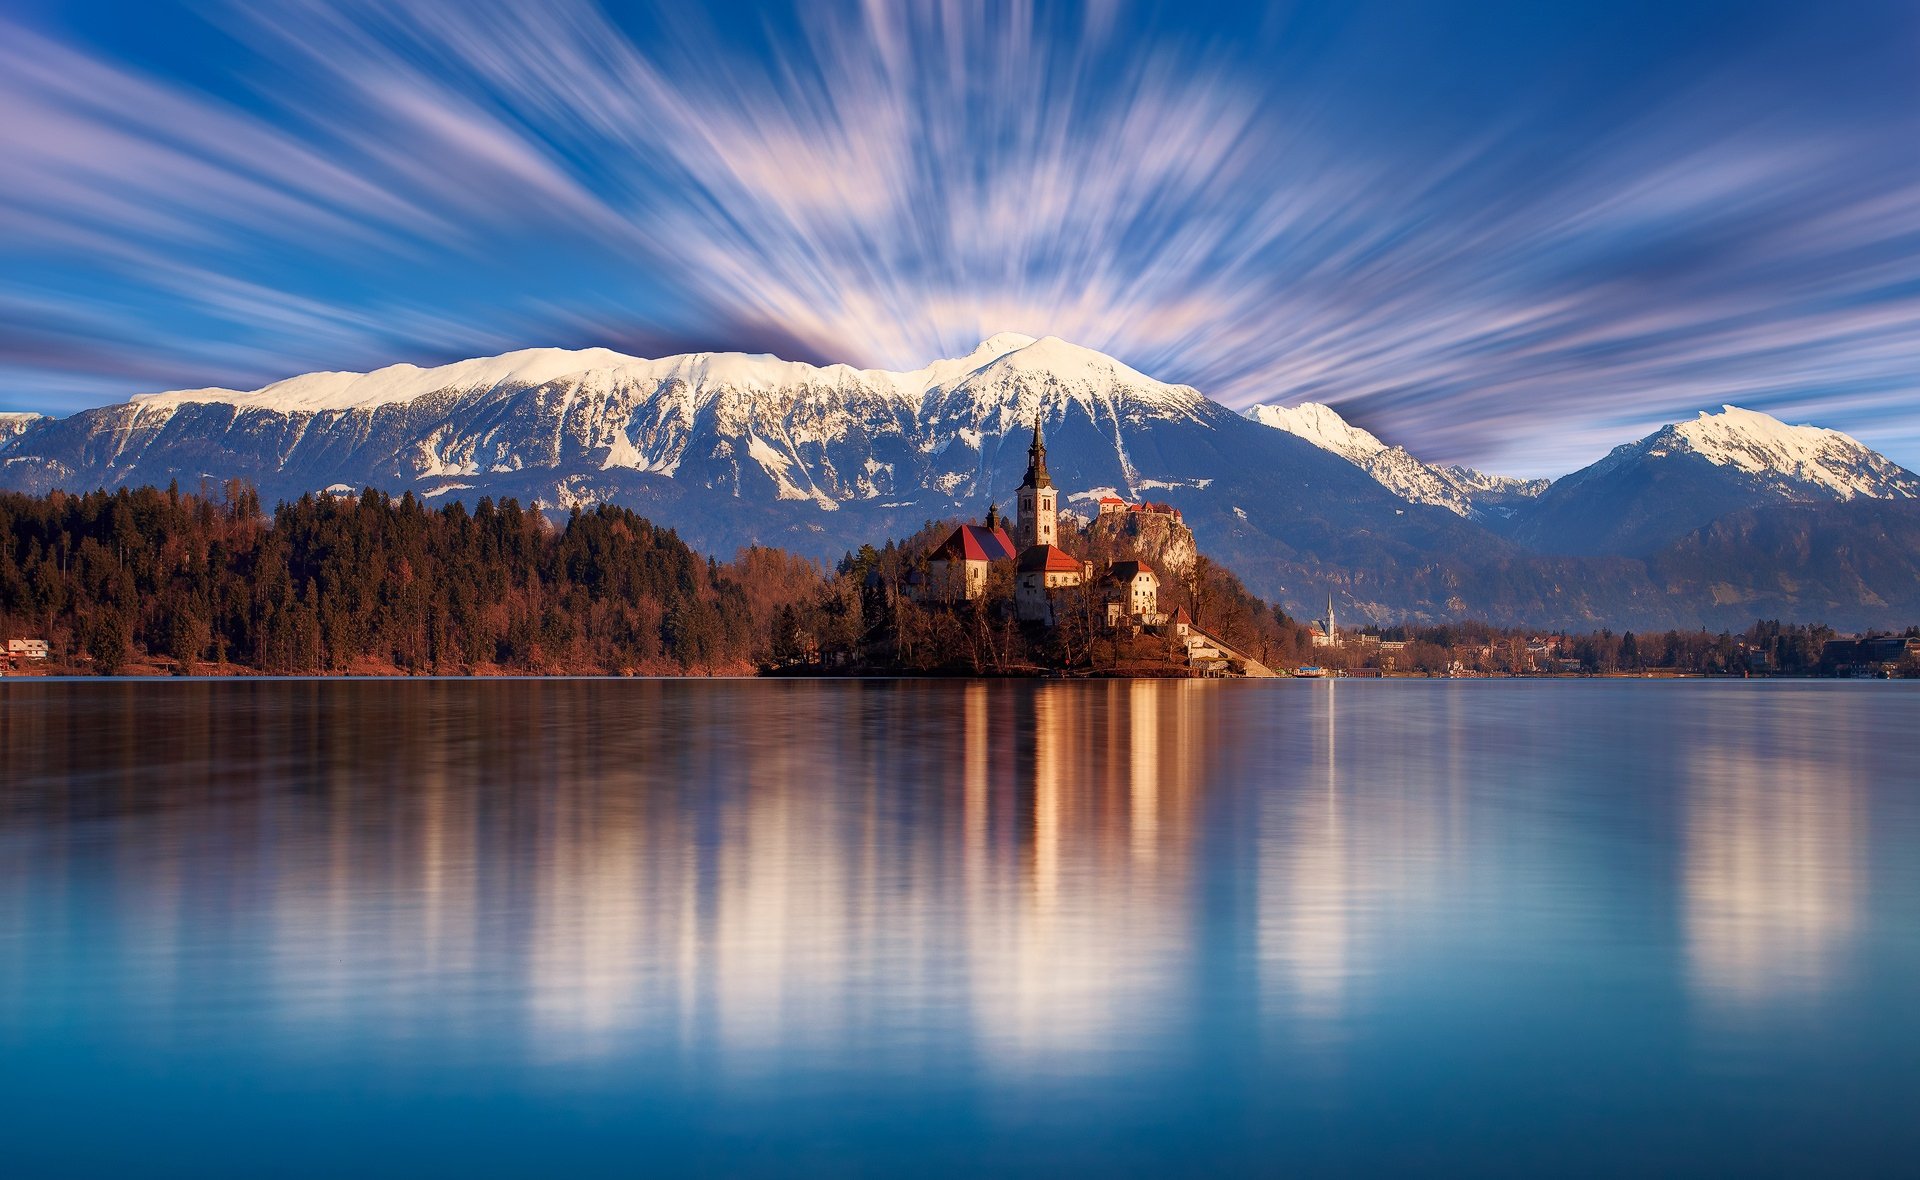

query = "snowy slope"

[
  {"left": 0, "top": 411, "right": 43, "bottom": 440},
  {"left": 1646, "top": 405, "right": 1920, "bottom": 499},
  {"left": 1515, "top": 404, "right": 1920, "bottom": 555},
  {"left": 1244, "top": 401, "right": 1545, "bottom": 517},
  {"left": 1, "top": 334, "right": 1223, "bottom": 517}
]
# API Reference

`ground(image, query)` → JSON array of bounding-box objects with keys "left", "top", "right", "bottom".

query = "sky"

[{"left": 3, "top": 0, "right": 1918, "bottom": 477}]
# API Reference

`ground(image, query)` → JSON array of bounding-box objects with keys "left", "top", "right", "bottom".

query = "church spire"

[
  {"left": 1014, "top": 411, "right": 1058, "bottom": 549},
  {"left": 1024, "top": 412, "right": 1052, "bottom": 489}
]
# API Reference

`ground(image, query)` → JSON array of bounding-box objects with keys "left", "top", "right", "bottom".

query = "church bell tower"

[{"left": 1015, "top": 414, "right": 1057, "bottom": 550}]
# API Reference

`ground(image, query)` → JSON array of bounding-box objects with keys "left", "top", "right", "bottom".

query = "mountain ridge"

[
  {"left": 1242, "top": 400, "right": 1548, "bottom": 518},
  {"left": 4, "top": 336, "right": 1917, "bottom": 629}
]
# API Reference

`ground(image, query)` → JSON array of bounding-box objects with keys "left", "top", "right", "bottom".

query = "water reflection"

[
  {"left": 1, "top": 680, "right": 1914, "bottom": 1172},
  {"left": 1261, "top": 680, "right": 1352, "bottom": 1023},
  {"left": 1684, "top": 709, "right": 1864, "bottom": 1009},
  {"left": 0, "top": 681, "right": 1226, "bottom": 1068}
]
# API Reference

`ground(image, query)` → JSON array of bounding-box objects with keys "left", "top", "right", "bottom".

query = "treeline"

[
  {"left": 1332, "top": 618, "right": 1914, "bottom": 676},
  {"left": 0, "top": 484, "right": 822, "bottom": 674}
]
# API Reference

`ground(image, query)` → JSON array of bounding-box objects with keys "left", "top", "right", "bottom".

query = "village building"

[
  {"left": 1822, "top": 635, "right": 1920, "bottom": 677},
  {"left": 922, "top": 505, "right": 1016, "bottom": 601},
  {"left": 6, "top": 638, "right": 49, "bottom": 662},
  {"left": 1309, "top": 594, "right": 1339, "bottom": 647},
  {"left": 1103, "top": 560, "right": 1161, "bottom": 628},
  {"left": 1015, "top": 544, "right": 1091, "bottom": 623}
]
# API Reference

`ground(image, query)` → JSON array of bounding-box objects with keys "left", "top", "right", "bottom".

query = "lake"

[{"left": 1, "top": 678, "right": 1915, "bottom": 1175}]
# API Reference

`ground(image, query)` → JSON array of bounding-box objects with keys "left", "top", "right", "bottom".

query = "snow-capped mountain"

[
  {"left": 0, "top": 412, "right": 43, "bottom": 448},
  {"left": 6, "top": 334, "right": 1223, "bottom": 515},
  {"left": 1514, "top": 405, "right": 1920, "bottom": 555},
  {"left": 1643, "top": 405, "right": 1919, "bottom": 499},
  {"left": 1243, "top": 401, "right": 1546, "bottom": 518},
  {"left": 6, "top": 343, "right": 1920, "bottom": 629}
]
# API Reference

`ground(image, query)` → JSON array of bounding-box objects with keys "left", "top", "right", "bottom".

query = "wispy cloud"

[{"left": 2, "top": 0, "right": 1917, "bottom": 475}]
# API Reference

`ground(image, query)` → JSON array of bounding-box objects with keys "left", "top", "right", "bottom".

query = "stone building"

[
  {"left": 1015, "top": 544, "right": 1091, "bottom": 623},
  {"left": 922, "top": 505, "right": 1016, "bottom": 602},
  {"left": 1012, "top": 416, "right": 1060, "bottom": 550},
  {"left": 1103, "top": 560, "right": 1161, "bottom": 627}
]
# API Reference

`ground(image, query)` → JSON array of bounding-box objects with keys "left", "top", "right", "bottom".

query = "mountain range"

[{"left": 3, "top": 333, "right": 1916, "bottom": 630}]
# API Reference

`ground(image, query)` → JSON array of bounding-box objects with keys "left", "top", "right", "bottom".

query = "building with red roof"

[
  {"left": 1014, "top": 543, "right": 1091, "bottom": 623},
  {"left": 923, "top": 517, "right": 1017, "bottom": 602}
]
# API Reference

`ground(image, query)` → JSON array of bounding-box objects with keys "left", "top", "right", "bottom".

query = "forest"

[
  {"left": 1, "top": 484, "right": 1910, "bottom": 678},
  {"left": 0, "top": 483, "right": 820, "bottom": 674}
]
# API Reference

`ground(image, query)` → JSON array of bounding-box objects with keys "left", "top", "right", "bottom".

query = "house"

[
  {"left": 1096, "top": 495, "right": 1128, "bottom": 515},
  {"left": 1822, "top": 635, "right": 1920, "bottom": 677},
  {"left": 6, "top": 638, "right": 49, "bottom": 661},
  {"left": 1015, "top": 545, "right": 1090, "bottom": 623},
  {"left": 1169, "top": 606, "right": 1192, "bottom": 638},
  {"left": 922, "top": 510, "right": 1016, "bottom": 601},
  {"left": 1103, "top": 560, "right": 1161, "bottom": 627}
]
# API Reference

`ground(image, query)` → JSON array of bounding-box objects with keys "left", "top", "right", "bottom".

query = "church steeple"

[
  {"left": 1024, "top": 413, "right": 1052, "bottom": 489},
  {"left": 1014, "top": 412, "right": 1058, "bottom": 549}
]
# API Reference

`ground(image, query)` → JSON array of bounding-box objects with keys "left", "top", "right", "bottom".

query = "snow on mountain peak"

[
  {"left": 972, "top": 331, "right": 1040, "bottom": 358},
  {"left": 948, "top": 336, "right": 1205, "bottom": 423},
  {"left": 1656, "top": 404, "right": 1918, "bottom": 499},
  {"left": 137, "top": 347, "right": 648, "bottom": 413},
  {"left": 1243, "top": 399, "right": 1543, "bottom": 518},
  {"left": 1242, "top": 402, "right": 1388, "bottom": 463},
  {"left": 981, "top": 335, "right": 1155, "bottom": 384}
]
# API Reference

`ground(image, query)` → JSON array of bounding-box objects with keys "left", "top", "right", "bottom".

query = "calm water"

[{"left": 2, "top": 678, "right": 1916, "bottom": 1176}]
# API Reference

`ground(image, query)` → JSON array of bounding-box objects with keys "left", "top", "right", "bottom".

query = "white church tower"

[{"left": 1014, "top": 414, "right": 1058, "bottom": 550}]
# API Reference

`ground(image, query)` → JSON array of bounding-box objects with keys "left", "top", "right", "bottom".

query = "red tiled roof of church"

[
  {"left": 932, "top": 524, "right": 1016, "bottom": 563},
  {"left": 1016, "top": 544, "right": 1085, "bottom": 574}
]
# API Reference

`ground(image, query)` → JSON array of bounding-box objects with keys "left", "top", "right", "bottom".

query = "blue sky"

[{"left": 3, "top": 0, "right": 1917, "bottom": 475}]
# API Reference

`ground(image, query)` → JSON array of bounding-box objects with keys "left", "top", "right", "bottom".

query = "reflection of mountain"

[{"left": 1684, "top": 733, "right": 1862, "bottom": 1008}]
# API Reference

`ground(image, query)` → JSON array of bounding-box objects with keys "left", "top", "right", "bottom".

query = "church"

[
  {"left": 1006, "top": 417, "right": 1093, "bottom": 623},
  {"left": 918, "top": 415, "right": 1168, "bottom": 628}
]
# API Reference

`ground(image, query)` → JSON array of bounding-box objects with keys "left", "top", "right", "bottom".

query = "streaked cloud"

[{"left": 2, "top": 0, "right": 1917, "bottom": 475}]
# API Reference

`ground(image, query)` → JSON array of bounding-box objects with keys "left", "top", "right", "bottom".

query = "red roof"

[
  {"left": 1016, "top": 544, "right": 1085, "bottom": 575},
  {"left": 1107, "top": 560, "right": 1156, "bottom": 582},
  {"left": 1098, "top": 495, "right": 1127, "bottom": 506},
  {"left": 1172, "top": 606, "right": 1192, "bottom": 623},
  {"left": 932, "top": 524, "right": 1016, "bottom": 564}
]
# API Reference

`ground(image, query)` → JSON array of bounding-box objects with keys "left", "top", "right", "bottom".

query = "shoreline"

[{"left": 4, "top": 668, "right": 1911, "bottom": 683}]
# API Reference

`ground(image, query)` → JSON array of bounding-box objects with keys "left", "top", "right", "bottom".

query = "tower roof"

[{"left": 1021, "top": 412, "right": 1053, "bottom": 489}]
